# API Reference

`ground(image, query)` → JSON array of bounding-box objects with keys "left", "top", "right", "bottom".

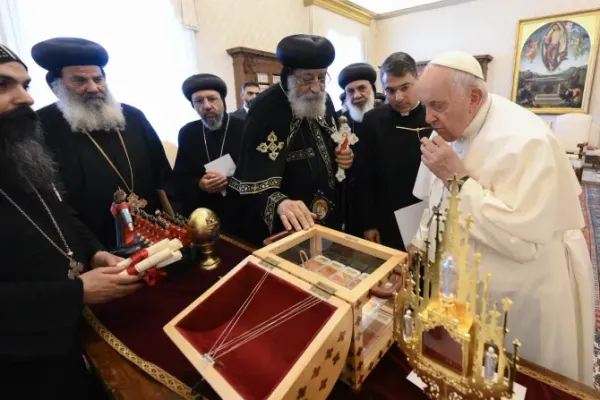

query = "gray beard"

[
  {"left": 287, "top": 75, "right": 326, "bottom": 119},
  {"left": 201, "top": 111, "right": 224, "bottom": 131},
  {"left": 347, "top": 94, "right": 375, "bottom": 123},
  {"left": 52, "top": 79, "right": 126, "bottom": 132},
  {"left": 0, "top": 107, "right": 58, "bottom": 192}
]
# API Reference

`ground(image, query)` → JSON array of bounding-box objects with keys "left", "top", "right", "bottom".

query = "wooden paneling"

[{"left": 227, "top": 47, "right": 283, "bottom": 108}]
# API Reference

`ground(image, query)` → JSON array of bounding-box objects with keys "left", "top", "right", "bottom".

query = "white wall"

[
  {"left": 310, "top": 6, "right": 375, "bottom": 108},
  {"left": 376, "top": 0, "right": 600, "bottom": 124},
  {"left": 193, "top": 0, "right": 375, "bottom": 111}
]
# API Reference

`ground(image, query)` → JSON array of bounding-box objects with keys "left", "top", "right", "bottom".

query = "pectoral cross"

[
  {"left": 67, "top": 252, "right": 85, "bottom": 279},
  {"left": 127, "top": 193, "right": 148, "bottom": 215},
  {"left": 331, "top": 116, "right": 359, "bottom": 182}
]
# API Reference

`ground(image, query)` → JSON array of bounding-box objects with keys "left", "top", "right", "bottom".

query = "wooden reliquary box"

[{"left": 164, "top": 226, "right": 406, "bottom": 399}]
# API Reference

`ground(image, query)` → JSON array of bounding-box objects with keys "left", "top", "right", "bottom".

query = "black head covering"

[
  {"left": 338, "top": 63, "right": 376, "bottom": 90},
  {"left": 182, "top": 73, "right": 227, "bottom": 102},
  {"left": 276, "top": 34, "right": 335, "bottom": 70},
  {"left": 31, "top": 37, "right": 109, "bottom": 86},
  {"left": 375, "top": 92, "right": 386, "bottom": 101},
  {"left": 0, "top": 43, "right": 27, "bottom": 70},
  {"left": 339, "top": 92, "right": 346, "bottom": 103}
]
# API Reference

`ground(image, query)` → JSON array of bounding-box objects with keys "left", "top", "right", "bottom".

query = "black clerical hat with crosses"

[
  {"left": 31, "top": 37, "right": 109, "bottom": 87},
  {"left": 181, "top": 73, "right": 227, "bottom": 103},
  {"left": 0, "top": 43, "right": 27, "bottom": 69},
  {"left": 338, "top": 62, "right": 377, "bottom": 92}
]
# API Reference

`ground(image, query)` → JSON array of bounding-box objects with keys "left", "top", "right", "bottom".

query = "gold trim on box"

[
  {"left": 304, "top": 0, "right": 374, "bottom": 26},
  {"left": 83, "top": 307, "right": 197, "bottom": 400}
]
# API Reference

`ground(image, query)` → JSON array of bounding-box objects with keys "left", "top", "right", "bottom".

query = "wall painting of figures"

[{"left": 511, "top": 9, "right": 600, "bottom": 114}]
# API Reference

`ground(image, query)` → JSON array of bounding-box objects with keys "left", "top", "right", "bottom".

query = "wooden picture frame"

[{"left": 510, "top": 8, "right": 600, "bottom": 114}]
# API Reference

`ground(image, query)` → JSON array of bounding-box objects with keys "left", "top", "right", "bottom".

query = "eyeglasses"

[
  {"left": 293, "top": 73, "right": 331, "bottom": 87},
  {"left": 192, "top": 96, "right": 221, "bottom": 105}
]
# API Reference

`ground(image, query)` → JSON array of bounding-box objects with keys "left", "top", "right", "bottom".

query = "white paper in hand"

[
  {"left": 395, "top": 201, "right": 428, "bottom": 249},
  {"left": 204, "top": 154, "right": 236, "bottom": 197}
]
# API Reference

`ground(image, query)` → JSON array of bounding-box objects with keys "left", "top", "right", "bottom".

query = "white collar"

[
  {"left": 244, "top": 105, "right": 249, "bottom": 113},
  {"left": 400, "top": 101, "right": 420, "bottom": 117}
]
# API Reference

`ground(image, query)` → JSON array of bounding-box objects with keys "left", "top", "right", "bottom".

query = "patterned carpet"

[{"left": 580, "top": 182, "right": 600, "bottom": 390}]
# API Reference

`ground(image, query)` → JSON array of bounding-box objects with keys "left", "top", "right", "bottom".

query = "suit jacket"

[{"left": 230, "top": 107, "right": 247, "bottom": 120}]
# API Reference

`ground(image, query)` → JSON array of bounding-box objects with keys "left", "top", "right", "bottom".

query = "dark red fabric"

[
  {"left": 176, "top": 262, "right": 334, "bottom": 399},
  {"left": 89, "top": 239, "right": 588, "bottom": 400},
  {"left": 88, "top": 240, "right": 252, "bottom": 388}
]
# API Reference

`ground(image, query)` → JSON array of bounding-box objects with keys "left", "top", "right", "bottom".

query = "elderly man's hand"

[
  {"left": 420, "top": 136, "right": 468, "bottom": 182},
  {"left": 335, "top": 146, "right": 354, "bottom": 169},
  {"left": 277, "top": 199, "right": 317, "bottom": 231}
]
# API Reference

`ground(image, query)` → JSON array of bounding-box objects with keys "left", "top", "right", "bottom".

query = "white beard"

[
  {"left": 52, "top": 79, "right": 126, "bottom": 132},
  {"left": 347, "top": 94, "right": 374, "bottom": 123},
  {"left": 287, "top": 75, "right": 326, "bottom": 119}
]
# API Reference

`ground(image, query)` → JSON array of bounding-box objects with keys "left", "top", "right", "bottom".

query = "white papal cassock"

[{"left": 412, "top": 93, "right": 594, "bottom": 385}]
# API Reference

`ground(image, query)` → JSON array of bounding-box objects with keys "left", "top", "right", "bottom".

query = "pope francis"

[{"left": 410, "top": 51, "right": 594, "bottom": 385}]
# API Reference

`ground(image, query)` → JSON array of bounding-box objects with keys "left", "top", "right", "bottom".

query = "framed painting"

[{"left": 511, "top": 8, "right": 600, "bottom": 114}]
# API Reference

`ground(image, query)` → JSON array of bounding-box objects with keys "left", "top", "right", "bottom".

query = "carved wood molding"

[
  {"left": 416, "top": 54, "right": 494, "bottom": 81},
  {"left": 303, "top": 0, "right": 374, "bottom": 26},
  {"left": 227, "top": 47, "right": 283, "bottom": 108}
]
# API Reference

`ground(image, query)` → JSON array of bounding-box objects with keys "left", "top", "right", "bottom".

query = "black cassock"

[
  {"left": 0, "top": 183, "right": 102, "bottom": 398},
  {"left": 38, "top": 103, "right": 173, "bottom": 249},
  {"left": 173, "top": 114, "right": 244, "bottom": 235},
  {"left": 338, "top": 109, "right": 367, "bottom": 239},
  {"left": 230, "top": 85, "right": 342, "bottom": 245},
  {"left": 358, "top": 103, "right": 432, "bottom": 251}
]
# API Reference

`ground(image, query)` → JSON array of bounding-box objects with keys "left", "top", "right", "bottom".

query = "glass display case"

[{"left": 254, "top": 225, "right": 407, "bottom": 388}]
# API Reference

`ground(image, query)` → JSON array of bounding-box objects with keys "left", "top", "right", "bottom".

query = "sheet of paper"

[
  {"left": 407, "top": 371, "right": 527, "bottom": 400},
  {"left": 394, "top": 201, "right": 428, "bottom": 249},
  {"left": 205, "top": 154, "right": 236, "bottom": 197}
]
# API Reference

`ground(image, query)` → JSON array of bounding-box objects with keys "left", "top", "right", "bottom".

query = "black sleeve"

[
  {"left": 0, "top": 279, "right": 84, "bottom": 359},
  {"left": 138, "top": 109, "right": 174, "bottom": 197},
  {"left": 230, "top": 108, "right": 290, "bottom": 236},
  {"left": 64, "top": 205, "right": 104, "bottom": 263},
  {"left": 173, "top": 126, "right": 205, "bottom": 214}
]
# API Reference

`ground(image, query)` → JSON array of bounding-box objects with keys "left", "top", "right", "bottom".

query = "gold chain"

[
  {"left": 396, "top": 125, "right": 432, "bottom": 142},
  {"left": 83, "top": 129, "right": 134, "bottom": 194}
]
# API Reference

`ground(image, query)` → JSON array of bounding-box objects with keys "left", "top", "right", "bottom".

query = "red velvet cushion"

[{"left": 176, "top": 262, "right": 335, "bottom": 399}]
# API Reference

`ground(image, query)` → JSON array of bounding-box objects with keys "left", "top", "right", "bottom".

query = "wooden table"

[{"left": 82, "top": 236, "right": 600, "bottom": 400}]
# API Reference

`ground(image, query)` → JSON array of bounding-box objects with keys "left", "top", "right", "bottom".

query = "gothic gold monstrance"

[{"left": 393, "top": 176, "right": 521, "bottom": 399}]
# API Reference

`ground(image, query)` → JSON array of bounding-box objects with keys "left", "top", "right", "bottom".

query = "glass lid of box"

[{"left": 275, "top": 236, "right": 386, "bottom": 289}]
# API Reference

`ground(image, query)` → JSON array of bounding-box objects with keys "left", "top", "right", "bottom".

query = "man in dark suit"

[{"left": 229, "top": 81, "right": 260, "bottom": 120}]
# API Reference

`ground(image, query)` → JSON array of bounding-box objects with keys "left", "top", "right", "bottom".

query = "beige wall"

[
  {"left": 375, "top": 0, "right": 600, "bottom": 123},
  {"left": 194, "top": 0, "right": 309, "bottom": 110},
  {"left": 193, "top": 0, "right": 375, "bottom": 111}
]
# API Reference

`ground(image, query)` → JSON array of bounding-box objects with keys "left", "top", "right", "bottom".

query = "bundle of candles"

[
  {"left": 117, "top": 238, "right": 184, "bottom": 286},
  {"left": 134, "top": 210, "right": 191, "bottom": 246}
]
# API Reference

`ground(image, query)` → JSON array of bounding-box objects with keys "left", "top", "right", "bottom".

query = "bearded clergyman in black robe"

[
  {"left": 174, "top": 73, "right": 244, "bottom": 236},
  {"left": 0, "top": 43, "right": 141, "bottom": 399},
  {"left": 31, "top": 37, "right": 173, "bottom": 250},
  {"left": 230, "top": 34, "right": 354, "bottom": 245},
  {"left": 336, "top": 62, "right": 377, "bottom": 239}
]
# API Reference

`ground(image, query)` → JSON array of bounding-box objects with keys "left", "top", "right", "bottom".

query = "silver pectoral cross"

[{"left": 67, "top": 253, "right": 85, "bottom": 279}]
